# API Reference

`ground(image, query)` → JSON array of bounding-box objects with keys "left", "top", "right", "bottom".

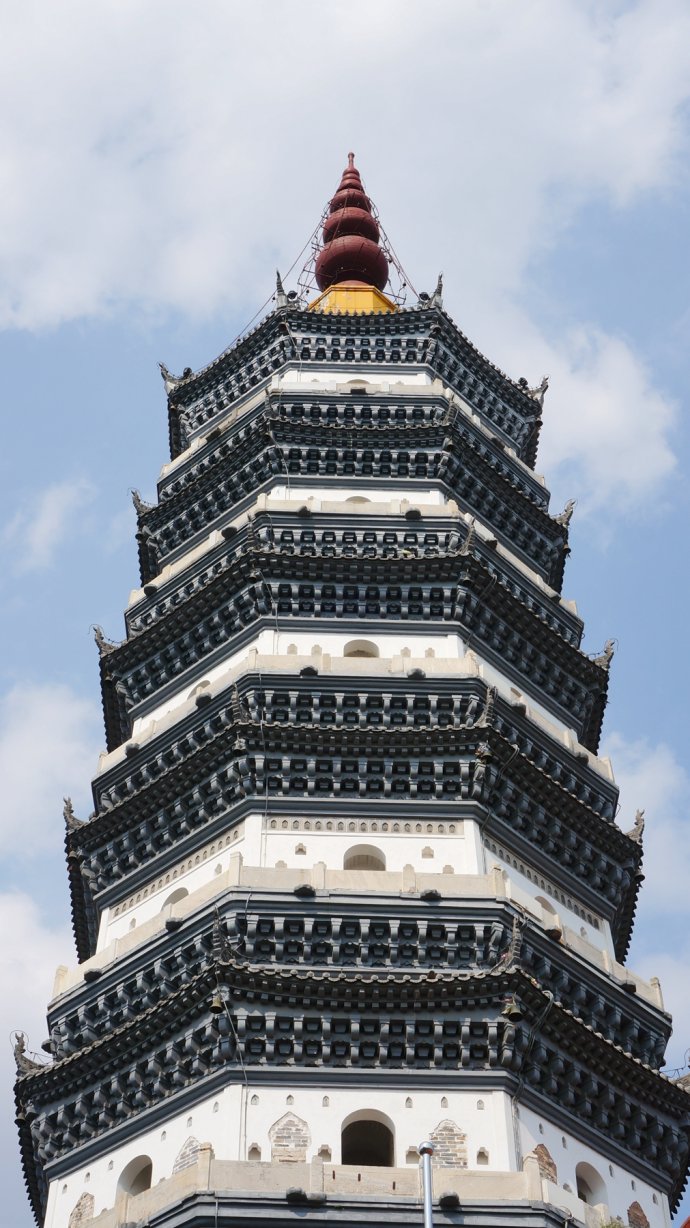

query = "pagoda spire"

[{"left": 314, "top": 152, "right": 389, "bottom": 292}]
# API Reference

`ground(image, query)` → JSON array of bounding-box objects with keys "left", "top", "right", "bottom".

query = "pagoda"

[{"left": 15, "top": 155, "right": 690, "bottom": 1228}]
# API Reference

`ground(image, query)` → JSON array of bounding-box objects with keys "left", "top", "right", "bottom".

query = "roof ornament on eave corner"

[
  {"left": 554, "top": 498, "right": 576, "bottom": 528},
  {"left": 275, "top": 270, "right": 288, "bottom": 309},
  {"left": 159, "top": 361, "right": 193, "bottom": 393},
  {"left": 592, "top": 639, "right": 616, "bottom": 669},
  {"left": 517, "top": 374, "right": 549, "bottom": 407},
  {"left": 626, "top": 808, "right": 645, "bottom": 844},
  {"left": 418, "top": 273, "right": 444, "bottom": 310}
]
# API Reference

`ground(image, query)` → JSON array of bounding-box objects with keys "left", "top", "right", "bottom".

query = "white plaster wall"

[
  {"left": 98, "top": 813, "right": 475, "bottom": 949},
  {"left": 97, "top": 816, "right": 259, "bottom": 949},
  {"left": 263, "top": 824, "right": 470, "bottom": 874},
  {"left": 519, "top": 1104, "right": 669, "bottom": 1228},
  {"left": 44, "top": 1083, "right": 513, "bottom": 1228},
  {"left": 485, "top": 845, "right": 611, "bottom": 955},
  {"left": 240, "top": 1084, "right": 512, "bottom": 1169},
  {"left": 277, "top": 366, "right": 435, "bottom": 390},
  {"left": 266, "top": 482, "right": 449, "bottom": 505}
]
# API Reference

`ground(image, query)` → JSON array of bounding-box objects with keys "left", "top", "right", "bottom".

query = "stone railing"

[
  {"left": 51, "top": 859, "right": 663, "bottom": 1012},
  {"left": 51, "top": 865, "right": 508, "bottom": 999},
  {"left": 98, "top": 642, "right": 610, "bottom": 783},
  {"left": 85, "top": 1148, "right": 597, "bottom": 1228}
]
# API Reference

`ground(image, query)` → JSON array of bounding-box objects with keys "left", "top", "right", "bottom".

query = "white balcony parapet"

[
  {"left": 83, "top": 1148, "right": 608, "bottom": 1228},
  {"left": 50, "top": 860, "right": 663, "bottom": 1012},
  {"left": 96, "top": 648, "right": 611, "bottom": 783}
]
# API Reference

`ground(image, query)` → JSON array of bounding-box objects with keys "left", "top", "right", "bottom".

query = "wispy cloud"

[
  {"left": 3, "top": 479, "right": 95, "bottom": 572},
  {"left": 486, "top": 310, "right": 679, "bottom": 516},
  {"left": 0, "top": 682, "right": 100, "bottom": 856}
]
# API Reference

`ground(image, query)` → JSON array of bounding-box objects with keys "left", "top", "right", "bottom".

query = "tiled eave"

[
  {"left": 125, "top": 510, "right": 582, "bottom": 646},
  {"left": 165, "top": 306, "right": 543, "bottom": 465},
  {"left": 49, "top": 890, "right": 670, "bottom": 1067},
  {"left": 68, "top": 718, "right": 636, "bottom": 961},
  {"left": 139, "top": 414, "right": 564, "bottom": 587},
  {"left": 16, "top": 964, "right": 690, "bottom": 1222}
]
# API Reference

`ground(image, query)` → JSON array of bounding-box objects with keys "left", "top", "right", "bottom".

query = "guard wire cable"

[
  {"left": 212, "top": 950, "right": 251, "bottom": 1162},
  {"left": 510, "top": 989, "right": 555, "bottom": 1168},
  {"left": 478, "top": 739, "right": 520, "bottom": 873},
  {"left": 226, "top": 215, "right": 323, "bottom": 351}
]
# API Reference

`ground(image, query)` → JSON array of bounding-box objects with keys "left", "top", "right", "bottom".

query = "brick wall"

[
  {"left": 430, "top": 1119, "right": 468, "bottom": 1168},
  {"left": 269, "top": 1112, "right": 311, "bottom": 1163},
  {"left": 173, "top": 1136, "right": 200, "bottom": 1173},
  {"left": 527, "top": 1144, "right": 558, "bottom": 1183},
  {"left": 68, "top": 1193, "right": 95, "bottom": 1227},
  {"left": 628, "top": 1201, "right": 650, "bottom": 1228}
]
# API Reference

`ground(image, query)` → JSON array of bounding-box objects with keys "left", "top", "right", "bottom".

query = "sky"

[{"left": 0, "top": 1, "right": 689, "bottom": 1223}]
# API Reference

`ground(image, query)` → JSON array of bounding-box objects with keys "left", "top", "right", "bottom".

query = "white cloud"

[
  {"left": 0, "top": 0, "right": 687, "bottom": 322},
  {"left": 3, "top": 479, "right": 95, "bottom": 572},
  {"left": 0, "top": 2, "right": 686, "bottom": 514},
  {"left": 0, "top": 683, "right": 100, "bottom": 856},
  {"left": 0, "top": 891, "right": 70, "bottom": 1228},
  {"left": 482, "top": 308, "right": 679, "bottom": 514}
]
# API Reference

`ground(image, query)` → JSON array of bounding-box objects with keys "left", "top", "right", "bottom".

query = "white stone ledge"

[
  {"left": 51, "top": 860, "right": 663, "bottom": 1012},
  {"left": 85, "top": 1149, "right": 597, "bottom": 1228},
  {"left": 51, "top": 864, "right": 508, "bottom": 1000},
  {"left": 96, "top": 647, "right": 609, "bottom": 785}
]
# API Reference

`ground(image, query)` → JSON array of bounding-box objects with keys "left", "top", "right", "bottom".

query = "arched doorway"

[
  {"left": 343, "top": 639, "right": 379, "bottom": 659},
  {"left": 162, "top": 886, "right": 189, "bottom": 910},
  {"left": 341, "top": 1110, "right": 395, "bottom": 1166}
]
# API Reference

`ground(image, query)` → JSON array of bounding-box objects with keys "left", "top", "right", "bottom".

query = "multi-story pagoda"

[{"left": 16, "top": 155, "right": 690, "bottom": 1228}]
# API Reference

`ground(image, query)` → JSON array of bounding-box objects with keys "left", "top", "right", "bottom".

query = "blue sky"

[{"left": 1, "top": 2, "right": 689, "bottom": 1223}]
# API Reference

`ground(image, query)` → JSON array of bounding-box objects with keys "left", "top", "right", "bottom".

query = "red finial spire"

[{"left": 314, "top": 153, "right": 389, "bottom": 293}]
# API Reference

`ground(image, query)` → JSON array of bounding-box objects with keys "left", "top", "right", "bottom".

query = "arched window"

[
  {"left": 117, "top": 1155, "right": 153, "bottom": 1198},
  {"left": 162, "top": 886, "right": 189, "bottom": 910},
  {"left": 341, "top": 1110, "right": 395, "bottom": 1166},
  {"left": 576, "top": 1162, "right": 607, "bottom": 1205},
  {"left": 344, "top": 845, "right": 386, "bottom": 872},
  {"left": 248, "top": 1144, "right": 261, "bottom": 1162},
  {"left": 345, "top": 496, "right": 371, "bottom": 504},
  {"left": 343, "top": 638, "right": 379, "bottom": 659}
]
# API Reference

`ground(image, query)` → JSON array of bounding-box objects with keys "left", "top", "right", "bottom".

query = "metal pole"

[{"left": 419, "top": 1140, "right": 434, "bottom": 1228}]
